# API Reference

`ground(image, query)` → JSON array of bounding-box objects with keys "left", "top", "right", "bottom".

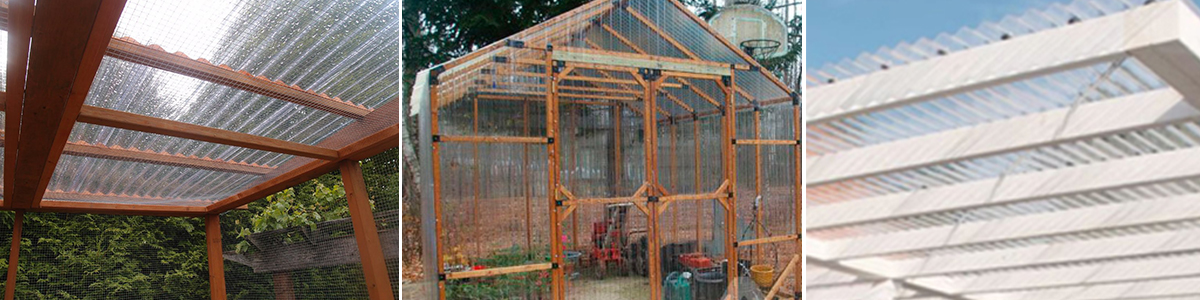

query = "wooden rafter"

[
  {"left": 36, "top": 199, "right": 209, "bottom": 217},
  {"left": 62, "top": 141, "right": 275, "bottom": 175},
  {"left": 77, "top": 105, "right": 340, "bottom": 160},
  {"left": 9, "top": 0, "right": 128, "bottom": 209},
  {"left": 208, "top": 99, "right": 399, "bottom": 213},
  {"left": 106, "top": 37, "right": 372, "bottom": 118},
  {"left": 588, "top": 28, "right": 712, "bottom": 113},
  {"left": 4, "top": 0, "right": 31, "bottom": 207}
]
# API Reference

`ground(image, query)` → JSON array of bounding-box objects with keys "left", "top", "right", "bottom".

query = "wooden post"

[
  {"left": 204, "top": 214, "right": 227, "bottom": 300},
  {"left": 472, "top": 95, "right": 481, "bottom": 257},
  {"left": 753, "top": 104, "right": 763, "bottom": 264},
  {"left": 523, "top": 101, "right": 534, "bottom": 253},
  {"left": 792, "top": 94, "right": 802, "bottom": 296},
  {"left": 720, "top": 71, "right": 739, "bottom": 299},
  {"left": 613, "top": 103, "right": 623, "bottom": 195},
  {"left": 341, "top": 160, "right": 397, "bottom": 299},
  {"left": 568, "top": 105, "right": 580, "bottom": 249},
  {"left": 546, "top": 49, "right": 565, "bottom": 300},
  {"left": 4, "top": 211, "right": 23, "bottom": 300},
  {"left": 693, "top": 118, "right": 702, "bottom": 254},
  {"left": 271, "top": 273, "right": 296, "bottom": 300},
  {"left": 670, "top": 119, "right": 678, "bottom": 244},
  {"left": 430, "top": 73, "right": 448, "bottom": 300},
  {"left": 643, "top": 72, "right": 664, "bottom": 300}
]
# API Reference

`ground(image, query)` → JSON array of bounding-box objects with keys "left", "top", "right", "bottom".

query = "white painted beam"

[
  {"left": 806, "top": 0, "right": 1188, "bottom": 124},
  {"left": 807, "top": 88, "right": 1191, "bottom": 186},
  {"left": 883, "top": 228, "right": 1200, "bottom": 278},
  {"left": 810, "top": 144, "right": 1200, "bottom": 231},
  {"left": 942, "top": 253, "right": 1200, "bottom": 294},
  {"left": 820, "top": 191, "right": 1200, "bottom": 260},
  {"left": 972, "top": 277, "right": 1200, "bottom": 300}
]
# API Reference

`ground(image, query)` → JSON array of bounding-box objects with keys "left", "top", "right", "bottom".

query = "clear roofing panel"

[
  {"left": 807, "top": 0, "right": 1145, "bottom": 86},
  {"left": 430, "top": 0, "right": 792, "bottom": 112},
  {"left": 43, "top": 0, "right": 399, "bottom": 207}
]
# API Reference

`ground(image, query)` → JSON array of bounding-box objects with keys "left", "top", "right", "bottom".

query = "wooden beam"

[
  {"left": 764, "top": 255, "right": 800, "bottom": 300},
  {"left": 105, "top": 37, "right": 370, "bottom": 118},
  {"left": 553, "top": 47, "right": 731, "bottom": 77},
  {"left": 438, "top": 135, "right": 548, "bottom": 144},
  {"left": 77, "top": 105, "right": 339, "bottom": 160},
  {"left": 62, "top": 141, "right": 275, "bottom": 175},
  {"left": 4, "top": 0, "right": 32, "bottom": 208},
  {"left": 35, "top": 200, "right": 209, "bottom": 217},
  {"left": 734, "top": 139, "right": 798, "bottom": 146},
  {"left": 205, "top": 214, "right": 227, "bottom": 300},
  {"left": 444, "top": 263, "right": 553, "bottom": 280},
  {"left": 340, "top": 160, "right": 396, "bottom": 299},
  {"left": 9, "top": 0, "right": 128, "bottom": 209},
  {"left": 4, "top": 210, "right": 22, "bottom": 300},
  {"left": 737, "top": 235, "right": 799, "bottom": 248}
]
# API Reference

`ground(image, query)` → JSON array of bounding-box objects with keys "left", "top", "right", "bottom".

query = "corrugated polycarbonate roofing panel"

[{"left": 45, "top": 0, "right": 399, "bottom": 207}]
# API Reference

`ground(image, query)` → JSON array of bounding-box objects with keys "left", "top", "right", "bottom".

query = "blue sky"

[{"left": 807, "top": 0, "right": 1077, "bottom": 69}]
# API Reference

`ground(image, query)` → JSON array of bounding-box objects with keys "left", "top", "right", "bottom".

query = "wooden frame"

[
  {"left": 4, "top": 210, "right": 22, "bottom": 300},
  {"left": 205, "top": 214, "right": 227, "bottom": 300},
  {"left": 7, "top": 0, "right": 127, "bottom": 210},
  {"left": 341, "top": 160, "right": 397, "bottom": 299}
]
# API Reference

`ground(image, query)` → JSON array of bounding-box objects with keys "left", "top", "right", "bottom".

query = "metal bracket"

[
  {"left": 732, "top": 241, "right": 739, "bottom": 248},
  {"left": 547, "top": 137, "right": 555, "bottom": 144},
  {"left": 438, "top": 273, "right": 447, "bottom": 281},
  {"left": 791, "top": 92, "right": 800, "bottom": 106},
  {"left": 480, "top": 68, "right": 494, "bottom": 75},
  {"left": 431, "top": 135, "right": 441, "bottom": 143},
  {"left": 749, "top": 65, "right": 760, "bottom": 72},
  {"left": 647, "top": 196, "right": 659, "bottom": 203},
  {"left": 691, "top": 112, "right": 699, "bottom": 121},
  {"left": 638, "top": 68, "right": 662, "bottom": 81},
  {"left": 492, "top": 56, "right": 509, "bottom": 63},
  {"left": 730, "top": 139, "right": 738, "bottom": 145},
  {"left": 506, "top": 39, "right": 525, "bottom": 48},
  {"left": 721, "top": 75, "right": 731, "bottom": 86},
  {"left": 555, "top": 199, "right": 564, "bottom": 207}
]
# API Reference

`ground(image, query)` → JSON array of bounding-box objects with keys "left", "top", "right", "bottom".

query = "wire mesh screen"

[
  {"left": 0, "top": 212, "right": 12, "bottom": 299},
  {"left": 13, "top": 212, "right": 209, "bottom": 299},
  {"left": 221, "top": 149, "right": 399, "bottom": 299}
]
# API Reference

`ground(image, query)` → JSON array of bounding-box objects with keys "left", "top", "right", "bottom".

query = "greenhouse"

[
  {"left": 412, "top": 0, "right": 800, "bottom": 299},
  {"left": 0, "top": 0, "right": 400, "bottom": 299},
  {"left": 806, "top": 0, "right": 1200, "bottom": 299}
]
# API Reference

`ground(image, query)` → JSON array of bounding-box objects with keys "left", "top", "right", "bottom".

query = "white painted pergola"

[{"left": 805, "top": 0, "right": 1200, "bottom": 299}]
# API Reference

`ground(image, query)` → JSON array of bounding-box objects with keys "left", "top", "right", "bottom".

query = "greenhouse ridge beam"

[{"left": 8, "top": 0, "right": 127, "bottom": 209}]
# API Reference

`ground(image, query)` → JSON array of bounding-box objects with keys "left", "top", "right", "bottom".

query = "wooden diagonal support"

[
  {"left": 9, "top": 0, "right": 129, "bottom": 209},
  {"left": 764, "top": 255, "right": 800, "bottom": 300}
]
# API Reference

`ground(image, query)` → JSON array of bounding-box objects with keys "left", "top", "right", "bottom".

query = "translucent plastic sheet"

[
  {"left": 808, "top": 0, "right": 1146, "bottom": 85},
  {"left": 46, "top": 0, "right": 399, "bottom": 208}
]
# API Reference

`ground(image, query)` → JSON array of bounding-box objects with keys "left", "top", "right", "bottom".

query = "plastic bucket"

[
  {"left": 693, "top": 267, "right": 726, "bottom": 300},
  {"left": 749, "top": 264, "right": 775, "bottom": 289}
]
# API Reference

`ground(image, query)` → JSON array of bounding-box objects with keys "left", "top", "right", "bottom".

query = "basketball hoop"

[{"left": 741, "top": 39, "right": 781, "bottom": 60}]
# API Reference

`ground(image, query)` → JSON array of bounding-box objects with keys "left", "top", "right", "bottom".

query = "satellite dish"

[{"left": 709, "top": 3, "right": 788, "bottom": 59}]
